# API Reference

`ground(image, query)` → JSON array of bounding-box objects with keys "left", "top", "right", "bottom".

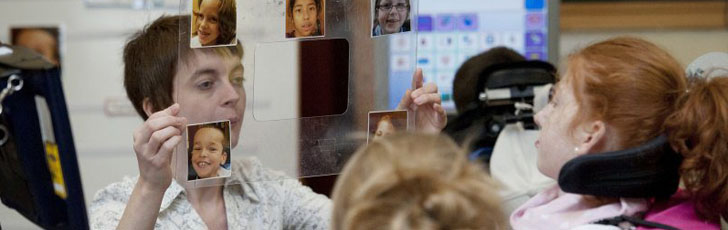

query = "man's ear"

[
  {"left": 142, "top": 98, "right": 155, "bottom": 118},
  {"left": 575, "top": 120, "right": 607, "bottom": 155}
]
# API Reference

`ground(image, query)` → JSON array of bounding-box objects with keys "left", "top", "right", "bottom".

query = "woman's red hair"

[{"left": 567, "top": 37, "right": 727, "bottom": 220}]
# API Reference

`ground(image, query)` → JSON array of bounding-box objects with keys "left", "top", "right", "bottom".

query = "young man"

[{"left": 91, "top": 14, "right": 446, "bottom": 229}]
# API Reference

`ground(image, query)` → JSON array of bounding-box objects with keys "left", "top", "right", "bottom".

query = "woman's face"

[
  {"left": 196, "top": 0, "right": 221, "bottom": 46},
  {"left": 376, "top": 0, "right": 409, "bottom": 34},
  {"left": 373, "top": 119, "right": 395, "bottom": 140},
  {"left": 533, "top": 77, "right": 581, "bottom": 179},
  {"left": 191, "top": 127, "right": 228, "bottom": 178},
  {"left": 291, "top": 0, "right": 319, "bottom": 37}
]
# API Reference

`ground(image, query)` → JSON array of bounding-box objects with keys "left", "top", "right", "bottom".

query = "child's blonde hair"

[{"left": 331, "top": 133, "right": 506, "bottom": 230}]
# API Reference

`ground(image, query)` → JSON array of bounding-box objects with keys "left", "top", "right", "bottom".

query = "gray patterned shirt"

[{"left": 90, "top": 157, "right": 331, "bottom": 229}]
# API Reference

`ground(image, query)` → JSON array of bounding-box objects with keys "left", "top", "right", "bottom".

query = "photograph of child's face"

[
  {"left": 188, "top": 121, "right": 232, "bottom": 180},
  {"left": 11, "top": 27, "right": 61, "bottom": 66},
  {"left": 286, "top": 0, "right": 325, "bottom": 38},
  {"left": 372, "top": 0, "right": 410, "bottom": 37},
  {"left": 368, "top": 110, "right": 408, "bottom": 143},
  {"left": 191, "top": 0, "right": 237, "bottom": 48}
]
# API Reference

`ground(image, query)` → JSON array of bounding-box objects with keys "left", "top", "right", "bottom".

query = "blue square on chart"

[
  {"left": 525, "top": 0, "right": 544, "bottom": 10},
  {"left": 435, "top": 14, "right": 456, "bottom": 31},
  {"left": 526, "top": 31, "right": 545, "bottom": 46},
  {"left": 418, "top": 15, "right": 434, "bottom": 32},
  {"left": 458, "top": 14, "right": 478, "bottom": 31}
]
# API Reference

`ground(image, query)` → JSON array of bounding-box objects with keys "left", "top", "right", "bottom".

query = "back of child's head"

[
  {"left": 452, "top": 47, "right": 526, "bottom": 113},
  {"left": 331, "top": 133, "right": 506, "bottom": 230},
  {"left": 123, "top": 15, "right": 243, "bottom": 120}
]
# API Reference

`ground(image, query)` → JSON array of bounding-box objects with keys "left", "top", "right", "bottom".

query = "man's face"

[
  {"left": 291, "top": 0, "right": 318, "bottom": 37},
  {"left": 196, "top": 0, "right": 221, "bottom": 46},
  {"left": 377, "top": 0, "right": 409, "bottom": 34},
  {"left": 190, "top": 127, "right": 227, "bottom": 178},
  {"left": 174, "top": 50, "right": 245, "bottom": 148}
]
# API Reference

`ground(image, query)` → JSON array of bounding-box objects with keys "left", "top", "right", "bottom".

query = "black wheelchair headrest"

[
  {"left": 475, "top": 60, "right": 556, "bottom": 98},
  {"left": 444, "top": 60, "right": 556, "bottom": 157},
  {"left": 558, "top": 134, "right": 683, "bottom": 199}
]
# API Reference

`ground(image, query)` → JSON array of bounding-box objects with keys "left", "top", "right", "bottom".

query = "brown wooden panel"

[{"left": 561, "top": 1, "right": 728, "bottom": 31}]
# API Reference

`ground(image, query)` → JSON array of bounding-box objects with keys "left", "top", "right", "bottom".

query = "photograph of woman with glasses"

[{"left": 372, "top": 0, "right": 411, "bottom": 37}]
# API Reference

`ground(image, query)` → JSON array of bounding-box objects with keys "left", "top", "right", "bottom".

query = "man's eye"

[
  {"left": 197, "top": 81, "right": 214, "bottom": 90},
  {"left": 230, "top": 76, "right": 244, "bottom": 86}
]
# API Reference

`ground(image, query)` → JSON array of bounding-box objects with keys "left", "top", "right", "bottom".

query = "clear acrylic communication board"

[{"left": 175, "top": 0, "right": 419, "bottom": 187}]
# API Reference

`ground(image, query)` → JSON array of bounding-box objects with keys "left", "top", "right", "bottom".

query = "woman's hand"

[
  {"left": 397, "top": 68, "right": 447, "bottom": 133},
  {"left": 132, "top": 103, "right": 187, "bottom": 193}
]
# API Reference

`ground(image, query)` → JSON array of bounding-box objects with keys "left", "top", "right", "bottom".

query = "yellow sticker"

[{"left": 44, "top": 142, "right": 67, "bottom": 199}]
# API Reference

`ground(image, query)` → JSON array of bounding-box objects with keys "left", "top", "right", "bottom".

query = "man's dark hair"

[
  {"left": 123, "top": 15, "right": 242, "bottom": 120},
  {"left": 452, "top": 47, "right": 525, "bottom": 113}
]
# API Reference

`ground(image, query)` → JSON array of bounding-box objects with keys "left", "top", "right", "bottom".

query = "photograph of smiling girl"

[
  {"left": 187, "top": 121, "right": 232, "bottom": 181},
  {"left": 372, "top": 0, "right": 411, "bottom": 37},
  {"left": 367, "top": 110, "right": 408, "bottom": 143},
  {"left": 285, "top": 0, "right": 325, "bottom": 38},
  {"left": 191, "top": 0, "right": 237, "bottom": 48}
]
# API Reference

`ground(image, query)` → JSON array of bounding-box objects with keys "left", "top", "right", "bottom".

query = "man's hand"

[{"left": 132, "top": 103, "right": 187, "bottom": 193}]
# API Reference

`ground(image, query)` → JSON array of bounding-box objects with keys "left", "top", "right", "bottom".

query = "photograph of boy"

[
  {"left": 372, "top": 0, "right": 411, "bottom": 37},
  {"left": 11, "top": 27, "right": 61, "bottom": 67},
  {"left": 191, "top": 0, "right": 237, "bottom": 48},
  {"left": 187, "top": 121, "right": 232, "bottom": 180},
  {"left": 285, "top": 0, "right": 325, "bottom": 38},
  {"left": 368, "top": 110, "right": 407, "bottom": 143}
]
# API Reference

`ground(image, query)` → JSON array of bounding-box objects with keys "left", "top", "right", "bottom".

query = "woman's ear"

[
  {"left": 575, "top": 120, "right": 606, "bottom": 155},
  {"left": 142, "top": 98, "right": 154, "bottom": 118}
]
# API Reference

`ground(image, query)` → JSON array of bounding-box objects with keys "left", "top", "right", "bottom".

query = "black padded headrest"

[
  {"left": 558, "top": 134, "right": 683, "bottom": 199},
  {"left": 475, "top": 60, "right": 556, "bottom": 99}
]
